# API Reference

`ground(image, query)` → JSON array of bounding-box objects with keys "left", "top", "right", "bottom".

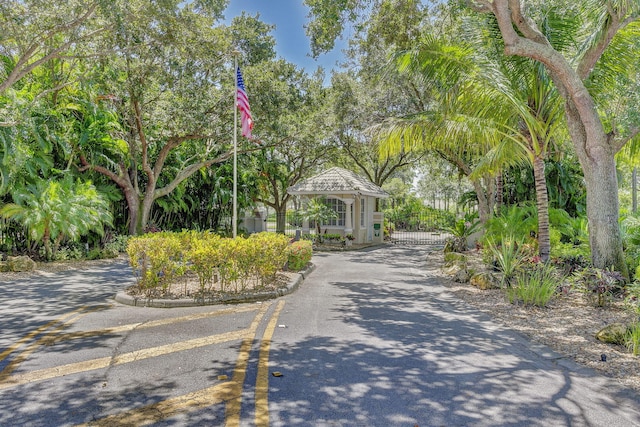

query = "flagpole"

[{"left": 232, "top": 52, "right": 238, "bottom": 238}]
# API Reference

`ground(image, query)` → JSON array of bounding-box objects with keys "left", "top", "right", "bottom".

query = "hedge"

[{"left": 126, "top": 231, "right": 303, "bottom": 296}]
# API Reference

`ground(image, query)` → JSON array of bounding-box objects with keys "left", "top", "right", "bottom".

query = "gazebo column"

[
  {"left": 301, "top": 197, "right": 310, "bottom": 234},
  {"left": 344, "top": 198, "right": 354, "bottom": 234}
]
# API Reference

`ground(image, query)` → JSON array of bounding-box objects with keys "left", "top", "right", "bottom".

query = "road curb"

[{"left": 114, "top": 263, "right": 316, "bottom": 308}]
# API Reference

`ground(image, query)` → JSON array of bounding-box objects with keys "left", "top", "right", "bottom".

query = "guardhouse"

[{"left": 287, "top": 167, "right": 388, "bottom": 244}]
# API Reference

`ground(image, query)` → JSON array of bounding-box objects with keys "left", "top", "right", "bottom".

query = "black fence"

[{"left": 387, "top": 212, "right": 452, "bottom": 245}]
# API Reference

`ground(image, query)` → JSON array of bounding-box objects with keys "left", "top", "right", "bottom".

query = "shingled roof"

[{"left": 288, "top": 167, "right": 388, "bottom": 198}]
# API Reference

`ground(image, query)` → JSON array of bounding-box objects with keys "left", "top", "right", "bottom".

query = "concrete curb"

[{"left": 114, "top": 263, "right": 316, "bottom": 308}]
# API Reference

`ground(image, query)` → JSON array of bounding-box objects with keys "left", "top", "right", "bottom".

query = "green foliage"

[
  {"left": 103, "top": 234, "right": 130, "bottom": 256},
  {"left": 444, "top": 215, "right": 481, "bottom": 253},
  {"left": 287, "top": 240, "right": 313, "bottom": 271},
  {"left": 248, "top": 232, "right": 290, "bottom": 283},
  {"left": 127, "top": 232, "right": 184, "bottom": 295},
  {"left": 507, "top": 263, "right": 559, "bottom": 307},
  {"left": 625, "top": 281, "right": 640, "bottom": 316},
  {"left": 384, "top": 197, "right": 455, "bottom": 232},
  {"left": 1, "top": 177, "right": 113, "bottom": 260},
  {"left": 482, "top": 204, "right": 538, "bottom": 247},
  {"left": 625, "top": 323, "right": 640, "bottom": 356},
  {"left": 571, "top": 267, "right": 626, "bottom": 307},
  {"left": 485, "top": 235, "right": 530, "bottom": 286},
  {"left": 322, "top": 233, "right": 343, "bottom": 241},
  {"left": 302, "top": 198, "right": 338, "bottom": 239},
  {"left": 127, "top": 231, "right": 296, "bottom": 299}
]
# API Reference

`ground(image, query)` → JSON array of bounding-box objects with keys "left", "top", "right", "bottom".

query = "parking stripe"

[
  {"left": 0, "top": 307, "right": 98, "bottom": 381},
  {"left": 47, "top": 305, "right": 259, "bottom": 345}
]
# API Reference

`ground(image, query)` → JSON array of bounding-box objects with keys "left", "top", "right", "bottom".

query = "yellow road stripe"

[
  {"left": 0, "top": 308, "right": 98, "bottom": 381},
  {"left": 75, "top": 381, "right": 234, "bottom": 427},
  {"left": 47, "top": 305, "right": 259, "bottom": 345},
  {"left": 225, "top": 302, "right": 272, "bottom": 427},
  {"left": 255, "top": 300, "right": 286, "bottom": 427},
  {"left": 73, "top": 303, "right": 272, "bottom": 426},
  {"left": 0, "top": 328, "right": 252, "bottom": 390},
  {"left": 0, "top": 306, "right": 89, "bottom": 362}
]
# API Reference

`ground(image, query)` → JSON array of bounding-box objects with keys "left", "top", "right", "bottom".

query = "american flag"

[{"left": 236, "top": 67, "right": 253, "bottom": 139}]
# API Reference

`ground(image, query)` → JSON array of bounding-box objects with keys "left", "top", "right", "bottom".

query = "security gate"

[{"left": 388, "top": 213, "right": 451, "bottom": 245}]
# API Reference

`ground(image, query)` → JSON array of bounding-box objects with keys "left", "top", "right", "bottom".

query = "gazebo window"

[{"left": 326, "top": 198, "right": 345, "bottom": 226}]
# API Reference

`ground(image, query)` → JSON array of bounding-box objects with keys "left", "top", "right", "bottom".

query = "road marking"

[
  {"left": 0, "top": 307, "right": 99, "bottom": 381},
  {"left": 71, "top": 303, "right": 272, "bottom": 426},
  {"left": 75, "top": 382, "right": 234, "bottom": 426},
  {"left": 225, "top": 302, "right": 271, "bottom": 427},
  {"left": 0, "top": 305, "right": 261, "bottom": 389},
  {"left": 255, "top": 300, "right": 286, "bottom": 427},
  {"left": 0, "top": 328, "right": 252, "bottom": 390},
  {"left": 46, "top": 305, "right": 259, "bottom": 345},
  {"left": 0, "top": 306, "right": 89, "bottom": 362}
]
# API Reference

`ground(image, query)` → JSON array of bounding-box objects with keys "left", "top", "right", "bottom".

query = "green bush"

[
  {"left": 625, "top": 323, "right": 640, "bottom": 356},
  {"left": 127, "top": 232, "right": 184, "bottom": 295},
  {"left": 571, "top": 267, "right": 626, "bottom": 307},
  {"left": 506, "top": 263, "right": 559, "bottom": 307},
  {"left": 485, "top": 235, "right": 530, "bottom": 286},
  {"left": 287, "top": 240, "right": 313, "bottom": 271},
  {"left": 127, "top": 231, "right": 296, "bottom": 297}
]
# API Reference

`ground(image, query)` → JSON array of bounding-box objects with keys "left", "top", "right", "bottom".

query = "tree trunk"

[
  {"left": 471, "top": 178, "right": 492, "bottom": 224},
  {"left": 495, "top": 172, "right": 503, "bottom": 214},
  {"left": 533, "top": 156, "right": 550, "bottom": 262},
  {"left": 276, "top": 208, "right": 287, "bottom": 234},
  {"left": 581, "top": 152, "right": 628, "bottom": 276},
  {"left": 633, "top": 167, "right": 637, "bottom": 213}
]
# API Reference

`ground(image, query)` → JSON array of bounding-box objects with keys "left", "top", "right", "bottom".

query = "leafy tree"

[
  {"left": 69, "top": 1, "right": 266, "bottom": 235},
  {"left": 329, "top": 70, "right": 426, "bottom": 206},
  {"left": 0, "top": 0, "right": 108, "bottom": 94},
  {"left": 307, "top": 0, "right": 640, "bottom": 273},
  {"left": 467, "top": 0, "right": 640, "bottom": 274},
  {"left": 247, "top": 60, "right": 333, "bottom": 234}
]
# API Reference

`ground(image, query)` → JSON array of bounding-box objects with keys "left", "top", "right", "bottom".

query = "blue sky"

[{"left": 224, "top": 0, "right": 346, "bottom": 75}]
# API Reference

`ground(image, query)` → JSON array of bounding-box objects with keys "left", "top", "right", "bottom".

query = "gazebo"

[{"left": 287, "top": 167, "right": 388, "bottom": 244}]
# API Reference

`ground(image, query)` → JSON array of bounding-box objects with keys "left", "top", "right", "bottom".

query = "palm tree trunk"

[
  {"left": 533, "top": 156, "right": 550, "bottom": 262},
  {"left": 495, "top": 172, "right": 503, "bottom": 214}
]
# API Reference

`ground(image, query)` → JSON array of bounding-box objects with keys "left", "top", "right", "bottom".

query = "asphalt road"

[{"left": 0, "top": 246, "right": 639, "bottom": 426}]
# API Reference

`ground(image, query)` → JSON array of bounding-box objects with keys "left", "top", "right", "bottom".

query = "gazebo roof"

[{"left": 288, "top": 167, "right": 388, "bottom": 198}]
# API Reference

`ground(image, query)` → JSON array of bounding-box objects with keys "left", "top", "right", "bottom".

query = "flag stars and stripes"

[{"left": 236, "top": 67, "right": 253, "bottom": 139}]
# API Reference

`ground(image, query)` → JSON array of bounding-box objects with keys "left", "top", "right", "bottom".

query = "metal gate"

[{"left": 387, "top": 213, "right": 451, "bottom": 245}]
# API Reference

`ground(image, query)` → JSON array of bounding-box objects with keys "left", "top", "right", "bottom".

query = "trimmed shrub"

[
  {"left": 127, "top": 231, "right": 299, "bottom": 297},
  {"left": 287, "top": 240, "right": 313, "bottom": 271}
]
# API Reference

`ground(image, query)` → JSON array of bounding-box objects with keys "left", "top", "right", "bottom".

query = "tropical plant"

[
  {"left": 507, "top": 263, "right": 559, "bottom": 307},
  {"left": 625, "top": 323, "right": 640, "bottom": 356},
  {"left": 444, "top": 215, "right": 481, "bottom": 253},
  {"left": 306, "top": 0, "right": 640, "bottom": 275},
  {"left": 485, "top": 234, "right": 530, "bottom": 286},
  {"left": 572, "top": 267, "right": 627, "bottom": 307},
  {"left": 301, "top": 198, "right": 338, "bottom": 241},
  {"left": 482, "top": 203, "right": 538, "bottom": 247},
  {"left": 1, "top": 177, "right": 112, "bottom": 260}
]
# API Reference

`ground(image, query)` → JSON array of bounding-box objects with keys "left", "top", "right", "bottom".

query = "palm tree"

[
  {"left": 301, "top": 198, "right": 338, "bottom": 242},
  {"left": 1, "top": 177, "right": 112, "bottom": 260},
  {"left": 380, "top": 33, "right": 567, "bottom": 262}
]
